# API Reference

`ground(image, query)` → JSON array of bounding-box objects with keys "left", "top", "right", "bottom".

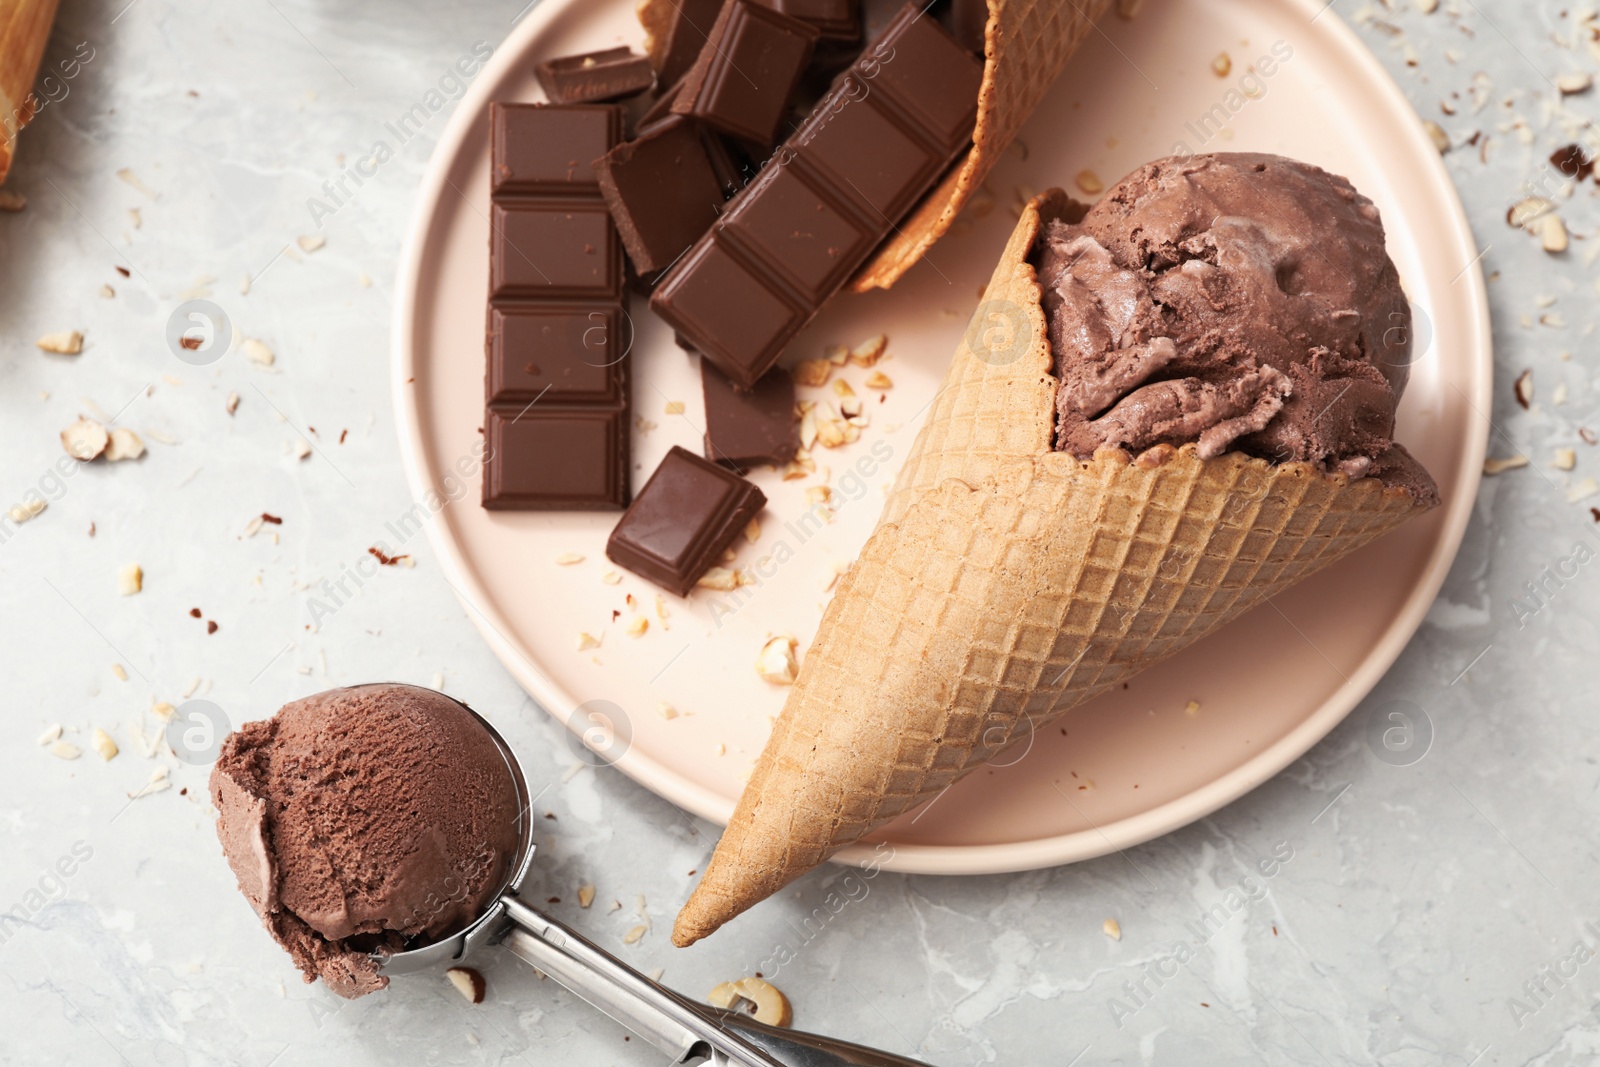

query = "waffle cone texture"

[{"left": 672, "top": 193, "right": 1434, "bottom": 946}]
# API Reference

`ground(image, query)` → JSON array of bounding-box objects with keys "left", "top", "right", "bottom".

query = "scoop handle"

[{"left": 499, "top": 896, "right": 929, "bottom": 1067}]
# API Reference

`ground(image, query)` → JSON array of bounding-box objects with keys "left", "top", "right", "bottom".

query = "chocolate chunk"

[
  {"left": 670, "top": 0, "right": 819, "bottom": 149},
  {"left": 606, "top": 446, "right": 767, "bottom": 595},
  {"left": 596, "top": 115, "right": 727, "bottom": 275},
  {"left": 650, "top": 4, "right": 982, "bottom": 388},
  {"left": 942, "top": 0, "right": 989, "bottom": 55},
  {"left": 753, "top": 0, "right": 861, "bottom": 41},
  {"left": 645, "top": 0, "right": 724, "bottom": 88},
  {"left": 702, "top": 363, "right": 798, "bottom": 469},
  {"left": 485, "top": 103, "right": 631, "bottom": 510},
  {"left": 535, "top": 47, "right": 655, "bottom": 104}
]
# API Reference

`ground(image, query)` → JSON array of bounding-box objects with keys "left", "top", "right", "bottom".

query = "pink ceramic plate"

[{"left": 393, "top": 0, "right": 1490, "bottom": 874}]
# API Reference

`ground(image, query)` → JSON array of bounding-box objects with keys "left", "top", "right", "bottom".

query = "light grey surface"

[{"left": 1, "top": 1, "right": 1596, "bottom": 1064}]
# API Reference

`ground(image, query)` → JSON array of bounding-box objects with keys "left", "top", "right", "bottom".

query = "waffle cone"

[{"left": 672, "top": 194, "right": 1433, "bottom": 946}]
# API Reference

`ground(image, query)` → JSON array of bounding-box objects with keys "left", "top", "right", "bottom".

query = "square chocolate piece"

[
  {"left": 670, "top": 0, "right": 819, "bottom": 148},
  {"left": 752, "top": 0, "right": 860, "bottom": 41},
  {"left": 535, "top": 47, "right": 655, "bottom": 105},
  {"left": 483, "top": 407, "right": 630, "bottom": 510},
  {"left": 596, "top": 115, "right": 727, "bottom": 275},
  {"left": 702, "top": 362, "right": 798, "bottom": 469},
  {"left": 606, "top": 446, "right": 767, "bottom": 595},
  {"left": 486, "top": 307, "right": 626, "bottom": 407}
]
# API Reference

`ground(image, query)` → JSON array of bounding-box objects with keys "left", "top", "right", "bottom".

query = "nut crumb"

[
  {"left": 106, "top": 427, "right": 145, "bottom": 462},
  {"left": 864, "top": 371, "right": 893, "bottom": 390},
  {"left": 626, "top": 616, "right": 650, "bottom": 637},
  {"left": 297, "top": 234, "right": 326, "bottom": 252},
  {"left": 111, "top": 663, "right": 128, "bottom": 681},
  {"left": 707, "top": 977, "right": 791, "bottom": 1027},
  {"left": 225, "top": 392, "right": 240, "bottom": 415},
  {"left": 243, "top": 338, "right": 275, "bottom": 367},
  {"left": 1103, "top": 917, "right": 1122, "bottom": 941},
  {"left": 1075, "top": 169, "right": 1103, "bottom": 195},
  {"left": 91, "top": 728, "right": 119, "bottom": 761},
  {"left": 50, "top": 740, "right": 82, "bottom": 760},
  {"left": 576, "top": 631, "right": 602, "bottom": 651},
  {"left": 744, "top": 518, "right": 761, "bottom": 543},
  {"left": 445, "top": 967, "right": 486, "bottom": 1004},
  {"left": 697, "top": 567, "right": 739, "bottom": 591},
  {"left": 1483, "top": 455, "right": 1528, "bottom": 475},
  {"left": 8, "top": 499, "right": 47, "bottom": 524},
  {"left": 118, "top": 563, "right": 143, "bottom": 596},
  {"left": 577, "top": 884, "right": 596, "bottom": 908},
  {"left": 1184, "top": 699, "right": 1201, "bottom": 717},
  {"left": 1514, "top": 369, "right": 1533, "bottom": 409},
  {"left": 62, "top": 418, "right": 110, "bottom": 461},
  {"left": 1422, "top": 120, "right": 1450, "bottom": 154},
  {"left": 37, "top": 330, "right": 84, "bottom": 355},
  {"left": 664, "top": 400, "right": 685, "bottom": 415},
  {"left": 1211, "top": 52, "right": 1232, "bottom": 77},
  {"left": 756, "top": 634, "right": 799, "bottom": 685},
  {"left": 37, "top": 724, "right": 63, "bottom": 746},
  {"left": 1554, "top": 448, "right": 1577, "bottom": 471},
  {"left": 658, "top": 702, "right": 679, "bottom": 720},
  {"left": 1540, "top": 214, "right": 1568, "bottom": 254},
  {"left": 601, "top": 570, "right": 623, "bottom": 585},
  {"left": 0, "top": 190, "right": 25, "bottom": 212},
  {"left": 1558, "top": 73, "right": 1594, "bottom": 96},
  {"left": 793, "top": 358, "right": 831, "bottom": 387},
  {"left": 847, "top": 334, "right": 887, "bottom": 367},
  {"left": 555, "top": 552, "right": 585, "bottom": 565},
  {"left": 623, "top": 924, "right": 647, "bottom": 945}
]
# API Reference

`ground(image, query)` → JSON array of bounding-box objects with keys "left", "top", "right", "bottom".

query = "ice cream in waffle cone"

[{"left": 674, "top": 157, "right": 1439, "bottom": 946}]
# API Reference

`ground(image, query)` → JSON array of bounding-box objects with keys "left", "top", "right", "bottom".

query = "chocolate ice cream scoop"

[
  {"left": 211, "top": 685, "right": 921, "bottom": 1066},
  {"left": 210, "top": 684, "right": 520, "bottom": 997},
  {"left": 1034, "top": 152, "right": 1437, "bottom": 504}
]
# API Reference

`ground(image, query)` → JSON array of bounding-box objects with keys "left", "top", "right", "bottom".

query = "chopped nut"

[
  {"left": 864, "top": 371, "right": 893, "bottom": 390},
  {"left": 1568, "top": 477, "right": 1599, "bottom": 503},
  {"left": 106, "top": 427, "right": 145, "bottom": 462},
  {"left": 839, "top": 395, "right": 863, "bottom": 418},
  {"left": 1558, "top": 73, "right": 1594, "bottom": 96},
  {"left": 1514, "top": 369, "right": 1533, "bottom": 409},
  {"left": 577, "top": 883, "right": 597, "bottom": 908},
  {"left": 1554, "top": 383, "right": 1569, "bottom": 406},
  {"left": 152, "top": 701, "right": 176, "bottom": 720},
  {"left": 825, "top": 343, "right": 849, "bottom": 366},
  {"left": 1483, "top": 455, "right": 1528, "bottom": 474},
  {"left": 1103, "top": 918, "right": 1122, "bottom": 941},
  {"left": 1422, "top": 120, "right": 1450, "bottom": 154},
  {"left": 655, "top": 593, "right": 670, "bottom": 624},
  {"left": 111, "top": 663, "right": 128, "bottom": 681},
  {"left": 555, "top": 552, "right": 585, "bottom": 565},
  {"left": 37, "top": 724, "right": 63, "bottom": 745},
  {"left": 1507, "top": 197, "right": 1554, "bottom": 231},
  {"left": 756, "top": 634, "right": 799, "bottom": 685},
  {"left": 0, "top": 189, "right": 25, "bottom": 211},
  {"left": 744, "top": 518, "right": 761, "bottom": 543},
  {"left": 793, "top": 358, "right": 831, "bottom": 387},
  {"left": 1540, "top": 214, "right": 1569, "bottom": 254},
  {"left": 50, "top": 740, "right": 82, "bottom": 760},
  {"left": 8, "top": 499, "right": 46, "bottom": 524},
  {"left": 225, "top": 391, "right": 240, "bottom": 415},
  {"left": 799, "top": 407, "right": 818, "bottom": 450},
  {"left": 806, "top": 486, "right": 834, "bottom": 507},
  {"left": 658, "top": 702, "right": 679, "bottom": 720},
  {"left": 91, "top": 728, "right": 119, "bottom": 761},
  {"left": 664, "top": 400, "right": 685, "bottom": 415},
  {"left": 623, "top": 924, "right": 648, "bottom": 945},
  {"left": 707, "top": 978, "right": 792, "bottom": 1028},
  {"left": 576, "top": 631, "right": 602, "bottom": 651},
  {"left": 698, "top": 567, "right": 740, "bottom": 591},
  {"left": 297, "top": 234, "right": 326, "bottom": 252},
  {"left": 1554, "top": 448, "right": 1578, "bottom": 471},
  {"left": 626, "top": 615, "right": 650, "bottom": 637},
  {"left": 293, "top": 438, "right": 313, "bottom": 461},
  {"left": 1075, "top": 169, "right": 1103, "bottom": 195},
  {"left": 445, "top": 967, "right": 486, "bottom": 1004},
  {"left": 61, "top": 417, "right": 110, "bottom": 460},
  {"left": 118, "top": 563, "right": 143, "bottom": 595},
  {"left": 847, "top": 334, "right": 887, "bottom": 366},
  {"left": 1417, "top": 0, "right": 1438, "bottom": 12},
  {"left": 37, "top": 330, "right": 84, "bottom": 355},
  {"left": 832, "top": 379, "right": 855, "bottom": 398},
  {"left": 1211, "top": 52, "right": 1232, "bottom": 77},
  {"left": 601, "top": 570, "right": 623, "bottom": 585},
  {"left": 243, "top": 338, "right": 275, "bottom": 367}
]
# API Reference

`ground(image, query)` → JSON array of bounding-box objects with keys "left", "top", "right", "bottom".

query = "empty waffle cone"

[{"left": 672, "top": 193, "right": 1433, "bottom": 947}]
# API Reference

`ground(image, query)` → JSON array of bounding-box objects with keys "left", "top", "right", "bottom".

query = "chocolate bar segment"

[
  {"left": 702, "top": 362, "right": 798, "bottom": 469},
  {"left": 643, "top": 0, "right": 724, "bottom": 88},
  {"left": 753, "top": 0, "right": 860, "bottom": 41},
  {"left": 651, "top": 5, "right": 982, "bottom": 389},
  {"left": 606, "top": 446, "right": 767, "bottom": 595},
  {"left": 535, "top": 47, "right": 655, "bottom": 105},
  {"left": 670, "top": 0, "right": 819, "bottom": 149},
  {"left": 595, "top": 115, "right": 727, "bottom": 275},
  {"left": 485, "top": 103, "right": 631, "bottom": 510}
]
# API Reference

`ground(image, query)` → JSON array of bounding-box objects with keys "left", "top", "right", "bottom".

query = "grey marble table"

[{"left": 1, "top": 0, "right": 1596, "bottom": 1064}]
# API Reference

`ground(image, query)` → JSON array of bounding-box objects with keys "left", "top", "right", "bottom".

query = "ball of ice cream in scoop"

[
  {"left": 209, "top": 684, "right": 521, "bottom": 998},
  {"left": 1034, "top": 152, "right": 1436, "bottom": 503}
]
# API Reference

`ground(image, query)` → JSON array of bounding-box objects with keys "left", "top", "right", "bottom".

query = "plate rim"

[{"left": 391, "top": 0, "right": 1492, "bottom": 876}]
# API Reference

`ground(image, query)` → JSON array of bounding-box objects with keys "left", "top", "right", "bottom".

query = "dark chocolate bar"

[
  {"left": 650, "top": 5, "right": 982, "bottom": 389},
  {"left": 485, "top": 103, "right": 632, "bottom": 510},
  {"left": 605, "top": 445, "right": 767, "bottom": 595},
  {"left": 595, "top": 114, "right": 727, "bottom": 275},
  {"left": 645, "top": 0, "right": 724, "bottom": 88},
  {"left": 753, "top": 0, "right": 861, "bottom": 41},
  {"left": 670, "top": 0, "right": 819, "bottom": 149},
  {"left": 702, "top": 362, "right": 798, "bottom": 469},
  {"left": 535, "top": 47, "right": 656, "bottom": 104}
]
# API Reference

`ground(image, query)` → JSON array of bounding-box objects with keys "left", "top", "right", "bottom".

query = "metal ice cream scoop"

[{"left": 378, "top": 694, "right": 928, "bottom": 1067}]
